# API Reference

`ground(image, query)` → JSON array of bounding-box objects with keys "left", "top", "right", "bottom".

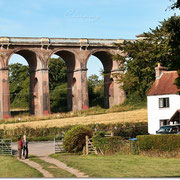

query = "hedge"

[
  {"left": 0, "top": 122, "right": 148, "bottom": 141},
  {"left": 92, "top": 136, "right": 124, "bottom": 155},
  {"left": 137, "top": 134, "right": 180, "bottom": 152},
  {"left": 63, "top": 125, "right": 93, "bottom": 153}
]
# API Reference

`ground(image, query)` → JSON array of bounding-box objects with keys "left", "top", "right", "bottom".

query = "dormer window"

[{"left": 159, "top": 98, "right": 169, "bottom": 108}]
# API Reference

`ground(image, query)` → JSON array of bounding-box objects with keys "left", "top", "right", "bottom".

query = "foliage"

[
  {"left": 92, "top": 136, "right": 123, "bottom": 155},
  {"left": 115, "top": 15, "right": 180, "bottom": 99},
  {"left": 170, "top": 0, "right": 180, "bottom": 9},
  {"left": 9, "top": 63, "right": 30, "bottom": 108},
  {"left": 48, "top": 58, "right": 67, "bottom": 91},
  {"left": 63, "top": 125, "right": 93, "bottom": 153},
  {"left": 88, "top": 74, "right": 104, "bottom": 107},
  {"left": 137, "top": 134, "right": 180, "bottom": 157},
  {"left": 50, "top": 83, "right": 68, "bottom": 112}
]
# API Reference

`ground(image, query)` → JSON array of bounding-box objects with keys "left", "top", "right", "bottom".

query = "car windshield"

[{"left": 158, "top": 126, "right": 178, "bottom": 133}]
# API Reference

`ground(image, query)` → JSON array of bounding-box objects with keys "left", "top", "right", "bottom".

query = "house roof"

[{"left": 147, "top": 71, "right": 179, "bottom": 96}]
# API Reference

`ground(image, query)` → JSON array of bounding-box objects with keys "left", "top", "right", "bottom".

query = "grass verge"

[
  {"left": 29, "top": 156, "right": 75, "bottom": 178},
  {"left": 0, "top": 155, "right": 42, "bottom": 177},
  {"left": 50, "top": 153, "right": 180, "bottom": 178}
]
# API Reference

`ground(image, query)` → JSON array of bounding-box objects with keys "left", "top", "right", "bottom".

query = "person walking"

[
  {"left": 22, "top": 135, "right": 28, "bottom": 159},
  {"left": 17, "top": 135, "right": 23, "bottom": 159}
]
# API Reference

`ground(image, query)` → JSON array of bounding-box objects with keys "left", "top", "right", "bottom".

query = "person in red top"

[{"left": 17, "top": 135, "right": 23, "bottom": 159}]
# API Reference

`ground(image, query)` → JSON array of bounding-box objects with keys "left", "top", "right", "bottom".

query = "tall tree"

[{"left": 115, "top": 15, "right": 180, "bottom": 100}]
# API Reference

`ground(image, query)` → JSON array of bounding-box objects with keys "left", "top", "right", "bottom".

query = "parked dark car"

[{"left": 156, "top": 125, "right": 180, "bottom": 134}]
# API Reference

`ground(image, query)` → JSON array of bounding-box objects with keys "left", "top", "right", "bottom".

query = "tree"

[
  {"left": 170, "top": 0, "right": 180, "bottom": 9},
  {"left": 115, "top": 15, "right": 180, "bottom": 100},
  {"left": 50, "top": 83, "right": 68, "bottom": 112},
  {"left": 88, "top": 74, "right": 104, "bottom": 107},
  {"left": 48, "top": 58, "right": 67, "bottom": 91},
  {"left": 48, "top": 57, "right": 68, "bottom": 112},
  {"left": 9, "top": 63, "right": 30, "bottom": 108}
]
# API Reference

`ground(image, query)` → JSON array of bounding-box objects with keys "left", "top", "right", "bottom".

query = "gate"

[
  {"left": 54, "top": 137, "right": 64, "bottom": 153},
  {"left": 0, "top": 139, "right": 12, "bottom": 155}
]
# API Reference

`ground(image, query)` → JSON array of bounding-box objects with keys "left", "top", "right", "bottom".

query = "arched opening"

[
  {"left": 48, "top": 50, "right": 76, "bottom": 113},
  {"left": 87, "top": 51, "right": 113, "bottom": 108},
  {"left": 8, "top": 50, "right": 37, "bottom": 116}
]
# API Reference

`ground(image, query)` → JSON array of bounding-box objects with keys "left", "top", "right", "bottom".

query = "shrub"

[
  {"left": 137, "top": 134, "right": 180, "bottom": 156},
  {"left": 63, "top": 125, "right": 93, "bottom": 153}
]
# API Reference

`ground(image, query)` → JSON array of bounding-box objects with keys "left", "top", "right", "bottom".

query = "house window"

[
  {"left": 160, "top": 119, "right": 168, "bottom": 127},
  {"left": 159, "top": 98, "right": 169, "bottom": 108}
]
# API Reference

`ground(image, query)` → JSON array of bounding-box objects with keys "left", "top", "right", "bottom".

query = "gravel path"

[
  {"left": 19, "top": 158, "right": 53, "bottom": 178},
  {"left": 40, "top": 156, "right": 89, "bottom": 178},
  {"left": 13, "top": 141, "right": 88, "bottom": 178}
]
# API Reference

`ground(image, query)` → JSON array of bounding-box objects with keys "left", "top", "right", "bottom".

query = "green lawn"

[
  {"left": 30, "top": 156, "right": 75, "bottom": 178},
  {"left": 0, "top": 155, "right": 42, "bottom": 177},
  {"left": 51, "top": 153, "right": 180, "bottom": 178}
]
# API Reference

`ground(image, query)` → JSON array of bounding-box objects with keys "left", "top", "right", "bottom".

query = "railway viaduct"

[{"left": 0, "top": 37, "right": 128, "bottom": 120}]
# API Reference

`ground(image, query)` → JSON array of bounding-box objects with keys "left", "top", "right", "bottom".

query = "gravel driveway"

[{"left": 12, "top": 141, "right": 54, "bottom": 157}]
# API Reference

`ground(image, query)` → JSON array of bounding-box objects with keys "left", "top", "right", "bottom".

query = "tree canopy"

[{"left": 115, "top": 15, "right": 180, "bottom": 100}]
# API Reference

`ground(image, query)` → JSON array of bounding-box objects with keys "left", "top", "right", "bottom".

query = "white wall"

[{"left": 147, "top": 94, "right": 180, "bottom": 134}]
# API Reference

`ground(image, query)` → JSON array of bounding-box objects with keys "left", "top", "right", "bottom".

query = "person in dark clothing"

[
  {"left": 17, "top": 135, "right": 23, "bottom": 159},
  {"left": 22, "top": 135, "right": 28, "bottom": 159}
]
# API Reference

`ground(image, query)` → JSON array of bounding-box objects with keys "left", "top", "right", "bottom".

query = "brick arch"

[
  {"left": 84, "top": 49, "right": 114, "bottom": 72},
  {"left": 47, "top": 49, "right": 81, "bottom": 71},
  {"left": 7, "top": 48, "right": 40, "bottom": 71}
]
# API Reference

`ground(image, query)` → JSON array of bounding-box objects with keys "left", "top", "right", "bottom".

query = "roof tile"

[{"left": 147, "top": 71, "right": 179, "bottom": 96}]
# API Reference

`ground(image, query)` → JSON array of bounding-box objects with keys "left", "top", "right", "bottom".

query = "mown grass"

[
  {"left": 29, "top": 156, "right": 75, "bottom": 178},
  {"left": 0, "top": 155, "right": 42, "bottom": 177},
  {"left": 0, "top": 108, "right": 147, "bottom": 130},
  {"left": 50, "top": 153, "right": 180, "bottom": 178}
]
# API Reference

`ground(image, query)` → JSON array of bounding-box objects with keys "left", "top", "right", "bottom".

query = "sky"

[{"left": 0, "top": 0, "right": 179, "bottom": 78}]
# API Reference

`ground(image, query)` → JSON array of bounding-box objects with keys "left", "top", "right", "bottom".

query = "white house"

[{"left": 147, "top": 63, "right": 180, "bottom": 134}]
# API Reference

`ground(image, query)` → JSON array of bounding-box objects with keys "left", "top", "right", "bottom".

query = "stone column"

[
  {"left": 73, "top": 68, "right": 89, "bottom": 111},
  {"left": 30, "top": 69, "right": 50, "bottom": 116},
  {"left": 67, "top": 71, "right": 73, "bottom": 111},
  {"left": 103, "top": 69, "right": 126, "bottom": 108},
  {"left": 104, "top": 72, "right": 111, "bottom": 109},
  {"left": 111, "top": 69, "right": 126, "bottom": 106},
  {"left": 0, "top": 68, "right": 11, "bottom": 120}
]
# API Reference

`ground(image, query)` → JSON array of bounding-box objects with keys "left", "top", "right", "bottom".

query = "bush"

[
  {"left": 63, "top": 125, "right": 93, "bottom": 153},
  {"left": 137, "top": 134, "right": 180, "bottom": 156},
  {"left": 92, "top": 136, "right": 124, "bottom": 155}
]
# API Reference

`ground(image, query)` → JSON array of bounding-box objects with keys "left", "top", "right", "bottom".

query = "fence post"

[{"left": 85, "top": 135, "right": 89, "bottom": 155}]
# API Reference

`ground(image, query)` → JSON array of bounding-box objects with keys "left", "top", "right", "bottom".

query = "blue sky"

[{"left": 0, "top": 0, "right": 179, "bottom": 78}]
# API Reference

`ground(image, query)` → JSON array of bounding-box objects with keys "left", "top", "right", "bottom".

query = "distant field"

[{"left": 0, "top": 108, "right": 147, "bottom": 130}]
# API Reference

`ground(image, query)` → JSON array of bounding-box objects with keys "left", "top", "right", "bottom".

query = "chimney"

[{"left": 155, "top": 63, "right": 167, "bottom": 80}]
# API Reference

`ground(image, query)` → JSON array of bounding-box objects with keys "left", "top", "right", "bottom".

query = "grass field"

[
  {"left": 0, "top": 108, "right": 147, "bottom": 130},
  {"left": 30, "top": 156, "right": 75, "bottom": 178},
  {"left": 51, "top": 153, "right": 180, "bottom": 178},
  {"left": 0, "top": 155, "right": 42, "bottom": 177}
]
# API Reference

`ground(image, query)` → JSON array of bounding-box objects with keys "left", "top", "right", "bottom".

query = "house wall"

[{"left": 147, "top": 94, "right": 180, "bottom": 134}]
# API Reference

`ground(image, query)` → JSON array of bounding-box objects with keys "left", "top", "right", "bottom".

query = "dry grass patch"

[{"left": 0, "top": 108, "right": 147, "bottom": 130}]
